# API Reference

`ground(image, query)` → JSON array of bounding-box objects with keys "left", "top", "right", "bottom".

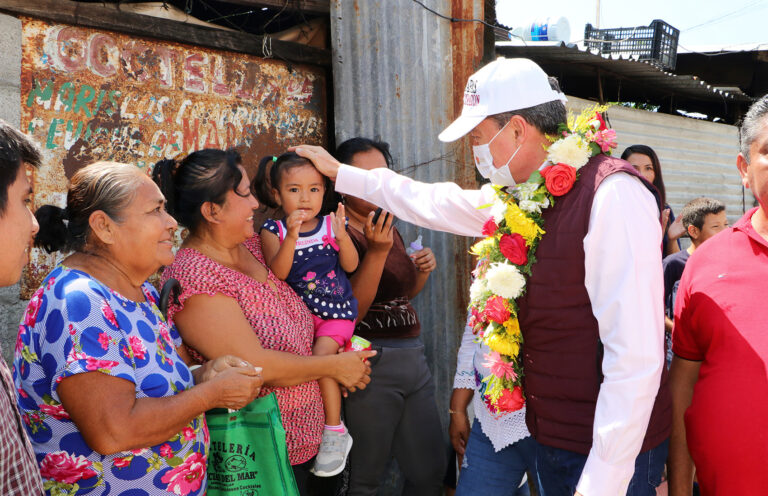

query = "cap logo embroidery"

[{"left": 464, "top": 79, "right": 479, "bottom": 106}]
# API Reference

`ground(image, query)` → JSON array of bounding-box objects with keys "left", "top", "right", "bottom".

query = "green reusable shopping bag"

[{"left": 206, "top": 393, "right": 299, "bottom": 496}]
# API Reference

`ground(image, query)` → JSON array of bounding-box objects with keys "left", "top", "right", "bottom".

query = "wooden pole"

[{"left": 597, "top": 68, "right": 605, "bottom": 104}]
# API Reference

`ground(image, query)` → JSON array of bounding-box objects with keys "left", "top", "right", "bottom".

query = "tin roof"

[{"left": 496, "top": 41, "right": 752, "bottom": 103}]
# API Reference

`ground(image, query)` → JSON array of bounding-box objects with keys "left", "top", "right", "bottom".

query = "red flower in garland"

[
  {"left": 499, "top": 233, "right": 528, "bottom": 265},
  {"left": 483, "top": 296, "right": 510, "bottom": 324},
  {"left": 468, "top": 307, "right": 486, "bottom": 333},
  {"left": 541, "top": 163, "right": 577, "bottom": 196},
  {"left": 496, "top": 386, "right": 525, "bottom": 412},
  {"left": 481, "top": 217, "right": 498, "bottom": 237},
  {"left": 594, "top": 111, "right": 608, "bottom": 130}
]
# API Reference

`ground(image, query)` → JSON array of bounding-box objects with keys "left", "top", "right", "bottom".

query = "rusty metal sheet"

[
  {"left": 330, "top": 3, "right": 484, "bottom": 473},
  {"left": 19, "top": 17, "right": 328, "bottom": 296}
]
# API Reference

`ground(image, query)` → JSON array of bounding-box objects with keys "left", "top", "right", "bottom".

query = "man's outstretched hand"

[{"left": 290, "top": 145, "right": 342, "bottom": 180}]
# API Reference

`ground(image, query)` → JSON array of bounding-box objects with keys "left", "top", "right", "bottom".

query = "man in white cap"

[{"left": 295, "top": 58, "right": 669, "bottom": 496}]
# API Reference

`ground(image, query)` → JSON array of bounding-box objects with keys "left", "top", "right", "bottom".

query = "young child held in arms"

[{"left": 255, "top": 152, "right": 359, "bottom": 477}]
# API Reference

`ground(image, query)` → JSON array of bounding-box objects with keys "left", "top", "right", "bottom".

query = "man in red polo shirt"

[{"left": 669, "top": 94, "right": 768, "bottom": 495}]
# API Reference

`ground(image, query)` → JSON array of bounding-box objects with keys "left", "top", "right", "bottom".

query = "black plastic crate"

[{"left": 584, "top": 19, "right": 679, "bottom": 71}]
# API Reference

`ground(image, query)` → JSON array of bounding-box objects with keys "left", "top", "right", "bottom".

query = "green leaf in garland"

[
  {"left": 527, "top": 170, "right": 543, "bottom": 184},
  {"left": 588, "top": 141, "right": 601, "bottom": 156},
  {"left": 167, "top": 456, "right": 184, "bottom": 467}
]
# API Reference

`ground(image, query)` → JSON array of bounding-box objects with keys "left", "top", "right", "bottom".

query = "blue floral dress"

[{"left": 13, "top": 265, "right": 208, "bottom": 496}]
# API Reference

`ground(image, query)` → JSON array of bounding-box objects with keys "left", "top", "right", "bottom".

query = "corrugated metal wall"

[
  {"left": 569, "top": 97, "right": 746, "bottom": 231},
  {"left": 330, "top": 0, "right": 479, "bottom": 491}
]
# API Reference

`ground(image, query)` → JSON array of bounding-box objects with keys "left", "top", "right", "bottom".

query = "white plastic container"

[{"left": 510, "top": 17, "right": 571, "bottom": 42}]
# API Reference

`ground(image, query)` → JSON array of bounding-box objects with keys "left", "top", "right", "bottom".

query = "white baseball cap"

[{"left": 438, "top": 58, "right": 567, "bottom": 142}]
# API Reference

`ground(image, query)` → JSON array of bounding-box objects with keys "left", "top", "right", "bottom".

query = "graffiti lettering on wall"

[{"left": 20, "top": 18, "right": 327, "bottom": 295}]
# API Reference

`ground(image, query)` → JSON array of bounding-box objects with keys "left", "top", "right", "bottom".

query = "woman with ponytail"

[
  {"left": 155, "top": 149, "right": 375, "bottom": 494},
  {"left": 14, "top": 161, "right": 262, "bottom": 496}
]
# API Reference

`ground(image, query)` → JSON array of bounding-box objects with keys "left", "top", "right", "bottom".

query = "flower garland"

[{"left": 468, "top": 104, "right": 617, "bottom": 413}]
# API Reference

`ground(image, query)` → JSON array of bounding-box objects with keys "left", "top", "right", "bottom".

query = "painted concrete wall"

[
  {"left": 0, "top": 13, "right": 24, "bottom": 366},
  {"left": 0, "top": 12, "right": 331, "bottom": 366}
]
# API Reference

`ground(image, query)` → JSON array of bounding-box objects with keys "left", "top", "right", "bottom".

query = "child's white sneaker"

[{"left": 310, "top": 428, "right": 353, "bottom": 477}]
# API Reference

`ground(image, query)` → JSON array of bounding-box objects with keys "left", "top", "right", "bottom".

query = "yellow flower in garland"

[
  {"left": 504, "top": 202, "right": 545, "bottom": 244},
  {"left": 569, "top": 103, "right": 612, "bottom": 134},
  {"left": 471, "top": 237, "right": 496, "bottom": 258},
  {"left": 470, "top": 104, "right": 620, "bottom": 414},
  {"left": 503, "top": 317, "right": 522, "bottom": 338},
  {"left": 485, "top": 331, "right": 521, "bottom": 357}
]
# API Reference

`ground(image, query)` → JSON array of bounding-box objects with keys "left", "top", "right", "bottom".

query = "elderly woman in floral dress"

[{"left": 13, "top": 161, "right": 261, "bottom": 496}]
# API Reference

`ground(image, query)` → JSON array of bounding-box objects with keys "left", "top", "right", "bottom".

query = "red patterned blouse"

[{"left": 163, "top": 234, "right": 322, "bottom": 465}]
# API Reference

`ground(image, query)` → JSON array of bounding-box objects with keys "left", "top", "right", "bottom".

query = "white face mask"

[
  {"left": 489, "top": 146, "right": 521, "bottom": 187},
  {"left": 472, "top": 121, "right": 521, "bottom": 187}
]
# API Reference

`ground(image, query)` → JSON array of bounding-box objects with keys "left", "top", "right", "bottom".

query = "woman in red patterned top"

[{"left": 153, "top": 149, "right": 375, "bottom": 493}]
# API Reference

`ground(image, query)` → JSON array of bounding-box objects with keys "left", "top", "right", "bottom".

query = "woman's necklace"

[{"left": 81, "top": 250, "right": 144, "bottom": 300}]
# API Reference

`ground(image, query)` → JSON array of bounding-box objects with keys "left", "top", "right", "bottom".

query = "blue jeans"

[
  {"left": 456, "top": 419, "right": 537, "bottom": 496},
  {"left": 536, "top": 438, "right": 669, "bottom": 496}
]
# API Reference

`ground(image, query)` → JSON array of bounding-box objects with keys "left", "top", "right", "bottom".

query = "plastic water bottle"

[
  {"left": 510, "top": 17, "right": 571, "bottom": 42},
  {"left": 406, "top": 234, "right": 423, "bottom": 257}
]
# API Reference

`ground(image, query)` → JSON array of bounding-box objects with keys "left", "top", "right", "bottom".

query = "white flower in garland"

[
  {"left": 468, "top": 103, "right": 616, "bottom": 413},
  {"left": 469, "top": 277, "right": 489, "bottom": 305},
  {"left": 491, "top": 198, "right": 507, "bottom": 224},
  {"left": 486, "top": 262, "right": 526, "bottom": 299},
  {"left": 547, "top": 134, "right": 591, "bottom": 169},
  {"left": 514, "top": 182, "right": 539, "bottom": 202},
  {"left": 519, "top": 199, "right": 542, "bottom": 214}
]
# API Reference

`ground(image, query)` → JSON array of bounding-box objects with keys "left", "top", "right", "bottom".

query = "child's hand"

[
  {"left": 330, "top": 203, "right": 349, "bottom": 241},
  {"left": 285, "top": 209, "right": 307, "bottom": 239}
]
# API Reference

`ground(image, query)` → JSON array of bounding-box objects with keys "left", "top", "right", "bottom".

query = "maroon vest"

[{"left": 518, "top": 154, "right": 671, "bottom": 455}]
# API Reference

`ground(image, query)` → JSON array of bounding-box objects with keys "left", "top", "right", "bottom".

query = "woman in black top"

[{"left": 337, "top": 138, "right": 446, "bottom": 496}]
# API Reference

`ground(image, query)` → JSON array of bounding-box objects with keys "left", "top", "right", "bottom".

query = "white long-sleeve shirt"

[{"left": 335, "top": 164, "right": 665, "bottom": 496}]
